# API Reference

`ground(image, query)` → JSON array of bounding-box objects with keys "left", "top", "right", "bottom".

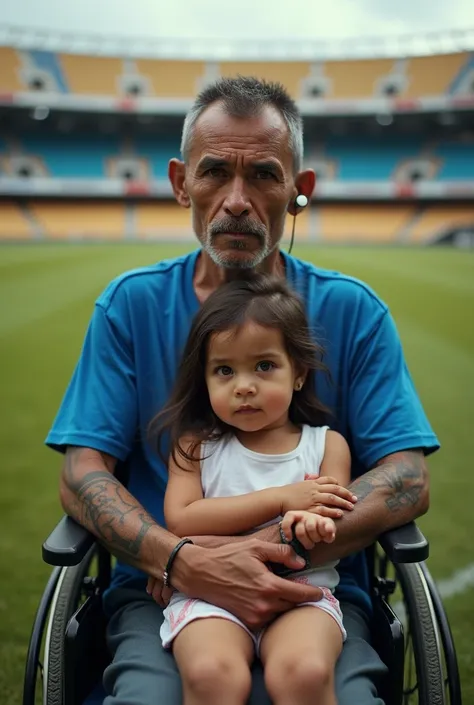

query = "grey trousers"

[{"left": 102, "top": 588, "right": 387, "bottom": 704}]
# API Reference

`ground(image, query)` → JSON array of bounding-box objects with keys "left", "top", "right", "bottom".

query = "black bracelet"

[{"left": 163, "top": 538, "right": 194, "bottom": 588}]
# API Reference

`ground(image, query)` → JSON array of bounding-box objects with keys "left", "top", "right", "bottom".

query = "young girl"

[{"left": 150, "top": 274, "right": 355, "bottom": 705}]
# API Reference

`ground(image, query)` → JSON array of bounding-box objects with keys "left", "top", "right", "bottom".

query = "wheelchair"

[{"left": 23, "top": 515, "right": 462, "bottom": 705}]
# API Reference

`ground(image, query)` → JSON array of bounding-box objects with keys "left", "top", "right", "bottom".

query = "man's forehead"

[{"left": 189, "top": 102, "right": 290, "bottom": 160}]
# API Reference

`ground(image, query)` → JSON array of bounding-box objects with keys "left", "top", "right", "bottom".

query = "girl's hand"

[
  {"left": 278, "top": 477, "right": 356, "bottom": 517},
  {"left": 281, "top": 510, "right": 337, "bottom": 549}
]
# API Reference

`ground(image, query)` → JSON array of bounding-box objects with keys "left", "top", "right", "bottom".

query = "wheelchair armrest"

[
  {"left": 377, "top": 521, "right": 429, "bottom": 563},
  {"left": 42, "top": 515, "right": 96, "bottom": 567}
]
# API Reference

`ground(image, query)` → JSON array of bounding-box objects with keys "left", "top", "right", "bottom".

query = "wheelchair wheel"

[
  {"left": 43, "top": 547, "right": 96, "bottom": 705},
  {"left": 394, "top": 562, "right": 445, "bottom": 705}
]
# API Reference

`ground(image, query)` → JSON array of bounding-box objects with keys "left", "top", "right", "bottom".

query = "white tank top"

[{"left": 201, "top": 424, "right": 340, "bottom": 590}]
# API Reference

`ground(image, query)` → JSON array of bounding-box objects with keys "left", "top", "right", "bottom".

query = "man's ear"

[
  {"left": 169, "top": 158, "right": 190, "bottom": 208},
  {"left": 287, "top": 168, "right": 316, "bottom": 216}
]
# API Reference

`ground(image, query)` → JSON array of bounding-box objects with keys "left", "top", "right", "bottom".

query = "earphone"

[
  {"left": 288, "top": 193, "right": 308, "bottom": 254},
  {"left": 295, "top": 194, "right": 308, "bottom": 209}
]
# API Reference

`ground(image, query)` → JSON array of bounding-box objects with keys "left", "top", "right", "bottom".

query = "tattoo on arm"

[
  {"left": 349, "top": 450, "right": 428, "bottom": 514},
  {"left": 63, "top": 448, "right": 156, "bottom": 563}
]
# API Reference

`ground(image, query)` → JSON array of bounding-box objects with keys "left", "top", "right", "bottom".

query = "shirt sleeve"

[
  {"left": 45, "top": 301, "right": 138, "bottom": 461},
  {"left": 348, "top": 309, "right": 440, "bottom": 470}
]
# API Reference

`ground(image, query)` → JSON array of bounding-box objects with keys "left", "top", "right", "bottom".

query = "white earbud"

[{"left": 295, "top": 194, "right": 308, "bottom": 208}]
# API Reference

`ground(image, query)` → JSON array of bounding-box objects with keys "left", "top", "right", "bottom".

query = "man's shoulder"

[
  {"left": 291, "top": 255, "right": 388, "bottom": 317},
  {"left": 96, "top": 250, "right": 197, "bottom": 312}
]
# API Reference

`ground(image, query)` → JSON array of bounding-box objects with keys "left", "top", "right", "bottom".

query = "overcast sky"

[{"left": 1, "top": 0, "right": 473, "bottom": 42}]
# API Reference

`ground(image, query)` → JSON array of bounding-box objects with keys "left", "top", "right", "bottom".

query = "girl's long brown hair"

[{"left": 149, "top": 274, "right": 331, "bottom": 469}]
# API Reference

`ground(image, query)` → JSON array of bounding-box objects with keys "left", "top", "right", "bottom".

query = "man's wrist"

[{"left": 164, "top": 543, "right": 203, "bottom": 593}]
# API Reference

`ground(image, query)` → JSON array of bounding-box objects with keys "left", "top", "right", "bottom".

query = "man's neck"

[{"left": 193, "top": 249, "right": 286, "bottom": 303}]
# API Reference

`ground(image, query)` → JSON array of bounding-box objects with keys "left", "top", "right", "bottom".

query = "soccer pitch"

[{"left": 1, "top": 243, "right": 473, "bottom": 704}]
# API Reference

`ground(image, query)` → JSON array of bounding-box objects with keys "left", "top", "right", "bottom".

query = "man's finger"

[
  {"left": 255, "top": 541, "right": 307, "bottom": 570},
  {"left": 271, "top": 575, "right": 323, "bottom": 604},
  {"left": 160, "top": 585, "right": 174, "bottom": 606}
]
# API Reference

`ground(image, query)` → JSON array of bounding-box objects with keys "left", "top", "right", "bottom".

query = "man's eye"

[
  {"left": 216, "top": 365, "right": 233, "bottom": 376},
  {"left": 255, "top": 170, "right": 275, "bottom": 180},
  {"left": 206, "top": 168, "right": 227, "bottom": 178},
  {"left": 256, "top": 361, "right": 275, "bottom": 372}
]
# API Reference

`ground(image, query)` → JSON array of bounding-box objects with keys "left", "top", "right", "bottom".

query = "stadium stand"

[
  {"left": 324, "top": 137, "right": 423, "bottom": 180},
  {"left": 0, "top": 38, "right": 473, "bottom": 245},
  {"left": 435, "top": 139, "right": 474, "bottom": 180},
  {"left": 1, "top": 48, "right": 474, "bottom": 100},
  {"left": 0, "top": 47, "right": 25, "bottom": 92},
  {"left": 134, "top": 137, "right": 180, "bottom": 179},
  {"left": 19, "top": 135, "right": 121, "bottom": 178},
  {"left": 59, "top": 54, "right": 123, "bottom": 96},
  {"left": 409, "top": 205, "right": 474, "bottom": 242},
  {"left": 6, "top": 135, "right": 473, "bottom": 183},
  {"left": 134, "top": 60, "right": 207, "bottom": 98},
  {"left": 323, "top": 59, "right": 395, "bottom": 99},
  {"left": 135, "top": 202, "right": 191, "bottom": 238},
  {"left": 219, "top": 62, "right": 311, "bottom": 99},
  {"left": 0, "top": 201, "right": 32, "bottom": 239},
  {"left": 317, "top": 204, "right": 416, "bottom": 243},
  {"left": 29, "top": 201, "right": 126, "bottom": 239},
  {"left": 402, "top": 53, "right": 470, "bottom": 98}
]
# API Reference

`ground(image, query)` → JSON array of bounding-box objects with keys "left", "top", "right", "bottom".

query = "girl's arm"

[
  {"left": 164, "top": 439, "right": 282, "bottom": 537},
  {"left": 319, "top": 430, "right": 352, "bottom": 487}
]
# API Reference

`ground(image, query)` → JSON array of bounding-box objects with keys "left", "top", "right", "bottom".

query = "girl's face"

[{"left": 205, "top": 320, "right": 305, "bottom": 433}]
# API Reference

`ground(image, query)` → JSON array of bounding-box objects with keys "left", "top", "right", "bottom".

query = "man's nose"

[{"left": 223, "top": 177, "right": 251, "bottom": 218}]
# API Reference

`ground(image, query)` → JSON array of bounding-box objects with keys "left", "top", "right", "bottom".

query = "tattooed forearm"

[
  {"left": 350, "top": 450, "right": 428, "bottom": 515},
  {"left": 75, "top": 471, "right": 155, "bottom": 560},
  {"left": 60, "top": 446, "right": 176, "bottom": 572},
  {"left": 306, "top": 450, "right": 430, "bottom": 567}
]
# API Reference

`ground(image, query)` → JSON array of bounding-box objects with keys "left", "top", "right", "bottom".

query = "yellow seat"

[
  {"left": 135, "top": 202, "right": 191, "bottom": 238},
  {"left": 30, "top": 201, "right": 125, "bottom": 239},
  {"left": 219, "top": 62, "right": 311, "bottom": 99},
  {"left": 59, "top": 54, "right": 123, "bottom": 95},
  {"left": 401, "top": 53, "right": 469, "bottom": 98},
  {"left": 135, "top": 60, "right": 206, "bottom": 98},
  {"left": 410, "top": 206, "right": 474, "bottom": 242},
  {"left": 324, "top": 59, "right": 394, "bottom": 99},
  {"left": 0, "top": 201, "right": 32, "bottom": 239},
  {"left": 0, "top": 47, "right": 25, "bottom": 92},
  {"left": 318, "top": 205, "right": 414, "bottom": 242}
]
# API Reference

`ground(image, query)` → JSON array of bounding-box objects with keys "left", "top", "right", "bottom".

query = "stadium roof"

[{"left": 1, "top": 24, "right": 474, "bottom": 61}]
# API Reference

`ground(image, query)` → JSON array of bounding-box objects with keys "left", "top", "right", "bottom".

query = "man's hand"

[
  {"left": 278, "top": 476, "right": 356, "bottom": 517},
  {"left": 147, "top": 540, "right": 323, "bottom": 630},
  {"left": 146, "top": 579, "right": 174, "bottom": 608},
  {"left": 281, "top": 510, "right": 337, "bottom": 549}
]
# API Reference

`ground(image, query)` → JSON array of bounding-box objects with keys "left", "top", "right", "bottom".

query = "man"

[{"left": 47, "top": 76, "right": 439, "bottom": 704}]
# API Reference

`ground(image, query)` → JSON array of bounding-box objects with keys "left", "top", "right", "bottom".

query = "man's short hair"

[{"left": 181, "top": 75, "right": 304, "bottom": 173}]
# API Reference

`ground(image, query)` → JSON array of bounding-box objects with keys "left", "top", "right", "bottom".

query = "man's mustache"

[{"left": 208, "top": 217, "right": 267, "bottom": 241}]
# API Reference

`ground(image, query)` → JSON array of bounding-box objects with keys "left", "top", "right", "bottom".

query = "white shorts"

[{"left": 160, "top": 580, "right": 346, "bottom": 656}]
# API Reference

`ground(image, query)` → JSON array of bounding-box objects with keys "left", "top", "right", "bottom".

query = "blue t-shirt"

[{"left": 46, "top": 249, "right": 439, "bottom": 613}]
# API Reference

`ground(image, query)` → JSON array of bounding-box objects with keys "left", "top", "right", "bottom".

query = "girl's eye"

[
  {"left": 216, "top": 365, "right": 233, "bottom": 376},
  {"left": 256, "top": 361, "right": 275, "bottom": 372}
]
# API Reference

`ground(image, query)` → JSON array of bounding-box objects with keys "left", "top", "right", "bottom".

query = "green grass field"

[{"left": 1, "top": 243, "right": 473, "bottom": 704}]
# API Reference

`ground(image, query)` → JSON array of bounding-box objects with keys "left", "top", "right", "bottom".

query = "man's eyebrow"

[
  {"left": 197, "top": 156, "right": 229, "bottom": 172},
  {"left": 252, "top": 160, "right": 283, "bottom": 175},
  {"left": 196, "top": 156, "right": 283, "bottom": 175}
]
